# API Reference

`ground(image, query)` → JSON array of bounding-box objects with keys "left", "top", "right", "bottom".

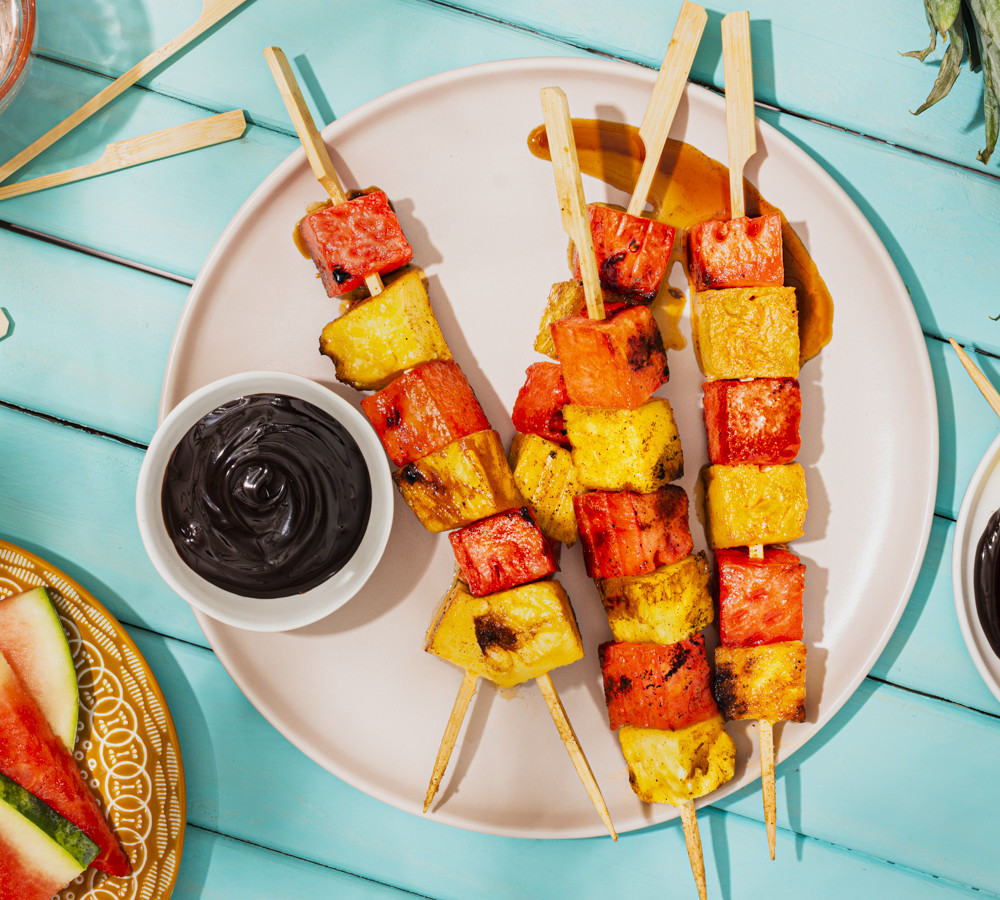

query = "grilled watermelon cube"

[
  {"left": 573, "top": 204, "right": 676, "bottom": 302},
  {"left": 360, "top": 360, "right": 489, "bottom": 467},
  {"left": 511, "top": 362, "right": 570, "bottom": 446},
  {"left": 713, "top": 640, "right": 807, "bottom": 722},
  {"left": 394, "top": 429, "right": 523, "bottom": 532},
  {"left": 692, "top": 286, "right": 799, "bottom": 381},
  {"left": 597, "top": 552, "right": 713, "bottom": 645},
  {"left": 425, "top": 577, "right": 583, "bottom": 688},
  {"left": 702, "top": 463, "right": 807, "bottom": 549},
  {"left": 600, "top": 636, "right": 719, "bottom": 731},
  {"left": 717, "top": 547, "right": 805, "bottom": 647},
  {"left": 688, "top": 213, "right": 784, "bottom": 290},
  {"left": 564, "top": 398, "right": 682, "bottom": 493},
  {"left": 299, "top": 190, "right": 413, "bottom": 297},
  {"left": 449, "top": 506, "right": 559, "bottom": 596},
  {"left": 618, "top": 715, "right": 736, "bottom": 805},
  {"left": 534, "top": 280, "right": 628, "bottom": 358},
  {"left": 319, "top": 269, "right": 452, "bottom": 390},
  {"left": 703, "top": 377, "right": 801, "bottom": 465},
  {"left": 551, "top": 305, "right": 668, "bottom": 409},
  {"left": 508, "top": 433, "right": 582, "bottom": 546},
  {"left": 574, "top": 485, "right": 692, "bottom": 579}
]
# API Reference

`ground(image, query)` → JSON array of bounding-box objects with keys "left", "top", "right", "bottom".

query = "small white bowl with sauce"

[{"left": 136, "top": 371, "right": 393, "bottom": 632}]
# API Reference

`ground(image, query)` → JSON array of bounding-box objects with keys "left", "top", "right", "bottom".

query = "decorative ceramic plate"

[
  {"left": 0, "top": 540, "right": 185, "bottom": 898},
  {"left": 159, "top": 57, "right": 937, "bottom": 838}
]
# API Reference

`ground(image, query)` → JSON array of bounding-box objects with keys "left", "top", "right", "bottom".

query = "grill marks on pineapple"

[{"left": 474, "top": 613, "right": 524, "bottom": 654}]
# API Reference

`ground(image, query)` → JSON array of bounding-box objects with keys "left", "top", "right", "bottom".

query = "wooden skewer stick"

[
  {"left": 679, "top": 800, "right": 708, "bottom": 900},
  {"left": 628, "top": 1, "right": 707, "bottom": 217},
  {"left": 536, "top": 673, "right": 617, "bottom": 841},
  {"left": 540, "top": 87, "right": 604, "bottom": 321},
  {"left": 423, "top": 670, "right": 478, "bottom": 812},
  {"left": 760, "top": 719, "right": 777, "bottom": 859},
  {"left": 949, "top": 337, "right": 1000, "bottom": 419},
  {"left": 722, "top": 11, "right": 755, "bottom": 220},
  {"left": 0, "top": 0, "right": 251, "bottom": 185},
  {"left": 264, "top": 45, "right": 383, "bottom": 296},
  {"left": 0, "top": 110, "right": 246, "bottom": 201}
]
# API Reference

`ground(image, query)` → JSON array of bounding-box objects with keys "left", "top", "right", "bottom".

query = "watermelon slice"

[
  {"left": 0, "top": 587, "right": 79, "bottom": 749},
  {"left": 0, "top": 770, "right": 98, "bottom": 900},
  {"left": 0, "top": 651, "right": 131, "bottom": 876}
]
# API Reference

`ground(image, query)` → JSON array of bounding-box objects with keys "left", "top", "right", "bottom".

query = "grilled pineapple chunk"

[
  {"left": 597, "top": 552, "right": 713, "bottom": 645},
  {"left": 713, "top": 641, "right": 807, "bottom": 722},
  {"left": 319, "top": 268, "right": 452, "bottom": 390},
  {"left": 702, "top": 463, "right": 807, "bottom": 549},
  {"left": 425, "top": 577, "right": 584, "bottom": 688},
  {"left": 394, "top": 429, "right": 522, "bottom": 532},
  {"left": 618, "top": 715, "right": 736, "bottom": 805},
  {"left": 508, "top": 433, "right": 582, "bottom": 546},
  {"left": 564, "top": 399, "right": 683, "bottom": 493},
  {"left": 692, "top": 285, "right": 799, "bottom": 381}
]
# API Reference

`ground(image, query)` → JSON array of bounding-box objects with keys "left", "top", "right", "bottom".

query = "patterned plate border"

[{"left": 0, "top": 540, "right": 186, "bottom": 900}]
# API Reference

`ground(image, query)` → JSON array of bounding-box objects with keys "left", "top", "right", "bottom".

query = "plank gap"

[{"left": 0, "top": 397, "right": 148, "bottom": 451}]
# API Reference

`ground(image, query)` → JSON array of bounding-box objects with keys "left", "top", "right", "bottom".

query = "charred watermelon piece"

[
  {"left": 511, "top": 362, "right": 570, "bottom": 446},
  {"left": 550, "top": 305, "right": 668, "bottom": 409},
  {"left": 713, "top": 640, "right": 807, "bottom": 722},
  {"left": 360, "top": 360, "right": 489, "bottom": 467},
  {"left": 574, "top": 485, "right": 692, "bottom": 579},
  {"left": 449, "top": 506, "right": 559, "bottom": 596},
  {"left": 299, "top": 191, "right": 413, "bottom": 297},
  {"left": 0, "top": 652, "right": 130, "bottom": 876},
  {"left": 703, "top": 377, "right": 801, "bottom": 465},
  {"left": 688, "top": 213, "right": 784, "bottom": 290},
  {"left": 573, "top": 204, "right": 675, "bottom": 302},
  {"left": 534, "top": 280, "right": 629, "bottom": 358},
  {"left": 599, "top": 635, "right": 719, "bottom": 731},
  {"left": 716, "top": 547, "right": 805, "bottom": 647}
]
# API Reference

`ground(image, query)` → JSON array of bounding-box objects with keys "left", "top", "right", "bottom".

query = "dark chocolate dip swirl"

[
  {"left": 974, "top": 507, "right": 1000, "bottom": 659},
  {"left": 161, "top": 393, "right": 371, "bottom": 599}
]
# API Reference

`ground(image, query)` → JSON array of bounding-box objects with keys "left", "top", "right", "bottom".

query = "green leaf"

[
  {"left": 967, "top": 0, "right": 1000, "bottom": 161},
  {"left": 914, "top": 18, "right": 967, "bottom": 113},
  {"left": 928, "top": 0, "right": 963, "bottom": 33},
  {"left": 902, "top": 0, "right": 939, "bottom": 59}
]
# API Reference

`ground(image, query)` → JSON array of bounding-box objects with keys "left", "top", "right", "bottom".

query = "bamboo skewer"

[
  {"left": 679, "top": 800, "right": 708, "bottom": 900},
  {"left": 264, "top": 45, "right": 383, "bottom": 297},
  {"left": 423, "top": 670, "right": 478, "bottom": 812},
  {"left": 628, "top": 1, "right": 707, "bottom": 217},
  {"left": 949, "top": 338, "right": 1000, "bottom": 418},
  {"left": 722, "top": 10, "right": 775, "bottom": 859},
  {"left": 0, "top": 110, "right": 246, "bottom": 201},
  {"left": 0, "top": 0, "right": 251, "bottom": 186}
]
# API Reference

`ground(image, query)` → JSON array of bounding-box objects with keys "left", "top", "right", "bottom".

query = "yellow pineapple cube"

[
  {"left": 713, "top": 641, "right": 807, "bottom": 722},
  {"left": 319, "top": 269, "right": 452, "bottom": 389},
  {"left": 564, "top": 398, "right": 683, "bottom": 493},
  {"left": 692, "top": 286, "right": 799, "bottom": 381},
  {"left": 618, "top": 715, "right": 736, "bottom": 806},
  {"left": 533, "top": 280, "right": 624, "bottom": 358},
  {"left": 507, "top": 433, "right": 582, "bottom": 546},
  {"left": 425, "top": 577, "right": 584, "bottom": 687},
  {"left": 702, "top": 463, "right": 807, "bottom": 549},
  {"left": 394, "top": 429, "right": 523, "bottom": 532},
  {"left": 597, "top": 552, "right": 713, "bottom": 645}
]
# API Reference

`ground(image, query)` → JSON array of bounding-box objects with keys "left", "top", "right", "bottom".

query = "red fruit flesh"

[
  {"left": 688, "top": 213, "right": 784, "bottom": 289},
  {"left": 361, "top": 360, "right": 490, "bottom": 467},
  {"left": 0, "top": 653, "right": 130, "bottom": 876},
  {"left": 702, "top": 378, "right": 801, "bottom": 465},
  {"left": 298, "top": 191, "right": 413, "bottom": 297},
  {"left": 574, "top": 486, "right": 692, "bottom": 579},
  {"left": 575, "top": 204, "right": 675, "bottom": 302},
  {"left": 511, "top": 362, "right": 570, "bottom": 446},
  {"left": 600, "top": 636, "right": 719, "bottom": 730},
  {"left": 716, "top": 547, "right": 805, "bottom": 647},
  {"left": 550, "top": 305, "right": 668, "bottom": 409},
  {"left": 449, "top": 507, "right": 559, "bottom": 596}
]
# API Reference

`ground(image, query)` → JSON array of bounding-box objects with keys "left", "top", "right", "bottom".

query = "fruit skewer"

[
  {"left": 691, "top": 11, "right": 808, "bottom": 861},
  {"left": 264, "top": 47, "right": 616, "bottom": 840}
]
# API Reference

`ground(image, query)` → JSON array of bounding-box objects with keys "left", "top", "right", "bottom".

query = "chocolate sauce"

[
  {"left": 161, "top": 393, "right": 371, "bottom": 599},
  {"left": 974, "top": 507, "right": 1000, "bottom": 658}
]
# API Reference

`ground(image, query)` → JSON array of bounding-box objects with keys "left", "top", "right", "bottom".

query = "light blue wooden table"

[{"left": 2, "top": 1, "right": 999, "bottom": 897}]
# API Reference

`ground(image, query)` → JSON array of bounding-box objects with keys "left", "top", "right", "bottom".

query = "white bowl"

[{"left": 136, "top": 371, "right": 393, "bottom": 632}]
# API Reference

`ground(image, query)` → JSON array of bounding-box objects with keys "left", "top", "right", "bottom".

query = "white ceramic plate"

[
  {"left": 953, "top": 433, "right": 1000, "bottom": 703},
  {"left": 159, "top": 58, "right": 937, "bottom": 838}
]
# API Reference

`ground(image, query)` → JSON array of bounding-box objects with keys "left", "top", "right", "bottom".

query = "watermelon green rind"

[
  {"left": 0, "top": 771, "right": 98, "bottom": 868},
  {"left": 0, "top": 587, "right": 79, "bottom": 748}
]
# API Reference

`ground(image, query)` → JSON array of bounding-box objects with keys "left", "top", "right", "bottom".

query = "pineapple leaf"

[
  {"left": 913, "top": 18, "right": 966, "bottom": 113},
  {"left": 967, "top": 0, "right": 1000, "bottom": 161}
]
